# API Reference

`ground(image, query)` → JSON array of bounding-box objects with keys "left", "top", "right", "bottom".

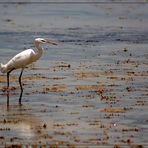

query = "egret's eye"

[{"left": 41, "top": 40, "right": 46, "bottom": 42}]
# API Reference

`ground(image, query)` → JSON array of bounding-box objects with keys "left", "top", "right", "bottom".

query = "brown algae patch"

[
  {"left": 52, "top": 62, "right": 71, "bottom": 71},
  {"left": 43, "top": 84, "right": 67, "bottom": 93},
  {"left": 103, "top": 71, "right": 119, "bottom": 80},
  {"left": 75, "top": 71, "right": 100, "bottom": 79},
  {"left": 0, "top": 76, "right": 6, "bottom": 83},
  {"left": 0, "top": 75, "right": 49, "bottom": 83},
  {"left": 0, "top": 76, "right": 17, "bottom": 83},
  {"left": 76, "top": 84, "right": 105, "bottom": 91},
  {"left": 101, "top": 107, "right": 127, "bottom": 113}
]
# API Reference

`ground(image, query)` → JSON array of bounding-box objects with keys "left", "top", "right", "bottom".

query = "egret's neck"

[{"left": 34, "top": 41, "right": 43, "bottom": 60}]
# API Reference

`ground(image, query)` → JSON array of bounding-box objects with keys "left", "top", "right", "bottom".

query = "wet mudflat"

[{"left": 0, "top": 1, "right": 148, "bottom": 147}]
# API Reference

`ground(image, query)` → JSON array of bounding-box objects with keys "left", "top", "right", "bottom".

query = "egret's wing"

[{"left": 6, "top": 49, "right": 35, "bottom": 71}]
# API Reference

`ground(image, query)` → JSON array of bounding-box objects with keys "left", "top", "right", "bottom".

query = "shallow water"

[{"left": 0, "top": 1, "right": 148, "bottom": 147}]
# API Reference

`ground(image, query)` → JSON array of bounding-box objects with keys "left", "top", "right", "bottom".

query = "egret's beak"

[{"left": 46, "top": 40, "right": 58, "bottom": 46}]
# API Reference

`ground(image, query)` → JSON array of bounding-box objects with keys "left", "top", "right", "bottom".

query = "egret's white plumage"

[
  {"left": 0, "top": 38, "right": 57, "bottom": 105},
  {"left": 0, "top": 38, "right": 56, "bottom": 73},
  {"left": 0, "top": 49, "right": 36, "bottom": 73}
]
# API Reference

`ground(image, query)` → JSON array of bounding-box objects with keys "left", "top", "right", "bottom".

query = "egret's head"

[{"left": 35, "top": 38, "right": 58, "bottom": 45}]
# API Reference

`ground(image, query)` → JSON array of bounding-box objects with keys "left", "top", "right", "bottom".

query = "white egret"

[{"left": 0, "top": 38, "right": 57, "bottom": 105}]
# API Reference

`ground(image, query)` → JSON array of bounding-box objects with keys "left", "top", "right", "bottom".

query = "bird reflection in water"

[{"left": 1, "top": 104, "right": 46, "bottom": 143}]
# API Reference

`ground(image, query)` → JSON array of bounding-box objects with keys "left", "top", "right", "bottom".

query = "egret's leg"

[
  {"left": 19, "top": 68, "right": 24, "bottom": 105},
  {"left": 7, "top": 71, "right": 10, "bottom": 106},
  {"left": 7, "top": 72, "right": 10, "bottom": 91},
  {"left": 6, "top": 69, "right": 14, "bottom": 106}
]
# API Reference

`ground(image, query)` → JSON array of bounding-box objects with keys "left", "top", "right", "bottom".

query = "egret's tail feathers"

[
  {"left": 0, "top": 63, "right": 7, "bottom": 73},
  {"left": 0, "top": 63, "right": 2, "bottom": 71}
]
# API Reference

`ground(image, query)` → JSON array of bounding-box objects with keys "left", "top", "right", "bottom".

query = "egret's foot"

[
  {"left": 19, "top": 98, "right": 22, "bottom": 106},
  {"left": 19, "top": 101, "right": 22, "bottom": 106},
  {"left": 6, "top": 88, "right": 10, "bottom": 96}
]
